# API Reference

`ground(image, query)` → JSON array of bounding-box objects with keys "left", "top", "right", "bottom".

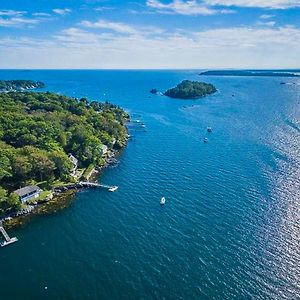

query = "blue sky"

[{"left": 0, "top": 0, "right": 299, "bottom": 69}]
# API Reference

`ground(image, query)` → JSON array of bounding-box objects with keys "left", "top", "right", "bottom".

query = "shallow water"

[{"left": 0, "top": 70, "right": 299, "bottom": 299}]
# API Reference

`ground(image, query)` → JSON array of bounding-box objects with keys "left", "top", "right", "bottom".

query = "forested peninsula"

[
  {"left": 164, "top": 80, "right": 217, "bottom": 99},
  {"left": 0, "top": 80, "right": 45, "bottom": 92},
  {"left": 0, "top": 92, "right": 129, "bottom": 217}
]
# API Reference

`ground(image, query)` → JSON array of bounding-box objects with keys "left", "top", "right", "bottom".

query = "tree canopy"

[
  {"left": 0, "top": 91, "right": 129, "bottom": 216},
  {"left": 164, "top": 80, "right": 216, "bottom": 99}
]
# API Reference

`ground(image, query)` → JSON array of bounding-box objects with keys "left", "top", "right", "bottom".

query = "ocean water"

[{"left": 0, "top": 70, "right": 299, "bottom": 300}]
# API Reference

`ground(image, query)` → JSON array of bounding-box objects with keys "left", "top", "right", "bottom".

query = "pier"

[
  {"left": 53, "top": 181, "right": 119, "bottom": 193},
  {"left": 127, "top": 119, "right": 147, "bottom": 132},
  {"left": 0, "top": 223, "right": 18, "bottom": 247},
  {"left": 78, "top": 181, "right": 118, "bottom": 192}
]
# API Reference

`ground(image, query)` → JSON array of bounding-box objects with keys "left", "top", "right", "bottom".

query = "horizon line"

[{"left": 0, "top": 68, "right": 300, "bottom": 71}]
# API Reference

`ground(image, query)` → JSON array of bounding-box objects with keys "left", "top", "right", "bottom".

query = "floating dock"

[
  {"left": 0, "top": 224, "right": 18, "bottom": 247},
  {"left": 53, "top": 181, "right": 119, "bottom": 193},
  {"left": 78, "top": 182, "right": 118, "bottom": 192}
]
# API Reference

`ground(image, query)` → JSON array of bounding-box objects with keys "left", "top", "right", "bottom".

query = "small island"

[
  {"left": 150, "top": 88, "right": 159, "bottom": 94},
  {"left": 149, "top": 88, "right": 163, "bottom": 96},
  {"left": 164, "top": 80, "right": 217, "bottom": 99},
  {"left": 0, "top": 80, "right": 45, "bottom": 92},
  {"left": 0, "top": 91, "right": 129, "bottom": 221}
]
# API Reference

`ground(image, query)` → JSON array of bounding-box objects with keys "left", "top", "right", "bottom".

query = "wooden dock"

[
  {"left": 0, "top": 224, "right": 18, "bottom": 247},
  {"left": 53, "top": 181, "right": 119, "bottom": 193},
  {"left": 78, "top": 182, "right": 118, "bottom": 192}
]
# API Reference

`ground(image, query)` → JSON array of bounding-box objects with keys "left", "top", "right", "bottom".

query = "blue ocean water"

[{"left": 0, "top": 70, "right": 299, "bottom": 300}]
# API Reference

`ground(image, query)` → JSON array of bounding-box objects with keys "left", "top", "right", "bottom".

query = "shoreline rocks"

[{"left": 1, "top": 147, "right": 123, "bottom": 229}]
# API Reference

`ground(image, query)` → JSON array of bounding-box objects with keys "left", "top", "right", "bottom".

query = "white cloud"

[
  {"left": 260, "top": 14, "right": 275, "bottom": 19},
  {"left": 0, "top": 10, "right": 50, "bottom": 27},
  {"left": 55, "top": 28, "right": 114, "bottom": 45},
  {"left": 203, "top": 0, "right": 300, "bottom": 9},
  {"left": 257, "top": 21, "right": 276, "bottom": 26},
  {"left": 146, "top": 0, "right": 299, "bottom": 15},
  {"left": 0, "top": 17, "right": 39, "bottom": 27},
  {"left": 191, "top": 26, "right": 300, "bottom": 50},
  {"left": 146, "top": 0, "right": 235, "bottom": 15},
  {"left": 0, "top": 10, "right": 26, "bottom": 16},
  {"left": 32, "top": 12, "right": 52, "bottom": 17},
  {"left": 1, "top": 25, "right": 299, "bottom": 69},
  {"left": 81, "top": 19, "right": 164, "bottom": 36},
  {"left": 81, "top": 20, "right": 138, "bottom": 34},
  {"left": 94, "top": 6, "right": 115, "bottom": 12},
  {"left": 53, "top": 8, "right": 72, "bottom": 15}
]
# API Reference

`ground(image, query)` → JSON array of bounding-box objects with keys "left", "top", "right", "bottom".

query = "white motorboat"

[
  {"left": 160, "top": 197, "right": 166, "bottom": 205},
  {"left": 109, "top": 186, "right": 118, "bottom": 192}
]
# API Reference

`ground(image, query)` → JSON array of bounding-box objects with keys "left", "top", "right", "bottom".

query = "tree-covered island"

[
  {"left": 0, "top": 92, "right": 129, "bottom": 217},
  {"left": 164, "top": 80, "right": 217, "bottom": 99},
  {"left": 0, "top": 80, "right": 45, "bottom": 92}
]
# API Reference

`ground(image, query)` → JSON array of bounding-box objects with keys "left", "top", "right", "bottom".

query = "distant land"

[
  {"left": 0, "top": 80, "right": 45, "bottom": 92},
  {"left": 164, "top": 80, "right": 217, "bottom": 99},
  {"left": 199, "top": 70, "right": 300, "bottom": 77}
]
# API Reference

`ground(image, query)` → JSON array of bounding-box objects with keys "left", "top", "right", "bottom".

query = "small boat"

[
  {"left": 203, "top": 138, "right": 208, "bottom": 143},
  {"left": 160, "top": 197, "right": 166, "bottom": 205},
  {"left": 109, "top": 186, "right": 118, "bottom": 192},
  {"left": 207, "top": 127, "right": 212, "bottom": 133}
]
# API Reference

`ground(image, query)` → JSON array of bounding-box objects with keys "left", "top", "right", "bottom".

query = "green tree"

[
  {"left": 51, "top": 151, "right": 73, "bottom": 180},
  {"left": 12, "top": 155, "right": 32, "bottom": 180},
  {"left": 6, "top": 192, "right": 21, "bottom": 211}
]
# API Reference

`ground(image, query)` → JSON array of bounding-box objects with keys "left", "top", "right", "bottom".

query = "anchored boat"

[
  {"left": 160, "top": 197, "right": 166, "bottom": 205},
  {"left": 108, "top": 186, "right": 118, "bottom": 192}
]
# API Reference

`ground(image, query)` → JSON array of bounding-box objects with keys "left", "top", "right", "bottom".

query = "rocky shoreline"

[
  {"left": 1, "top": 148, "right": 122, "bottom": 229},
  {"left": 0, "top": 80, "right": 45, "bottom": 93}
]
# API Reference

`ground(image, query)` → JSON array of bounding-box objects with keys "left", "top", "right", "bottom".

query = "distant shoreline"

[
  {"left": 1, "top": 68, "right": 300, "bottom": 72},
  {"left": 0, "top": 80, "right": 45, "bottom": 92},
  {"left": 200, "top": 70, "right": 300, "bottom": 77}
]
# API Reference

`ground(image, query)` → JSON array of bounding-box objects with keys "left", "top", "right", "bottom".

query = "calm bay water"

[{"left": 0, "top": 70, "right": 299, "bottom": 299}]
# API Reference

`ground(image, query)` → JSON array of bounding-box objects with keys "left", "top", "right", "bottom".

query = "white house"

[
  {"left": 100, "top": 144, "right": 108, "bottom": 156},
  {"left": 68, "top": 153, "right": 78, "bottom": 176},
  {"left": 14, "top": 185, "right": 42, "bottom": 203}
]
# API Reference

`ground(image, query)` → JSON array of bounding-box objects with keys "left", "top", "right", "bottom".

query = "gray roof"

[
  {"left": 68, "top": 154, "right": 78, "bottom": 165},
  {"left": 14, "top": 185, "right": 41, "bottom": 197}
]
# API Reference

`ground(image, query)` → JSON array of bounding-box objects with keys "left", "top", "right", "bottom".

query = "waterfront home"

[
  {"left": 68, "top": 153, "right": 78, "bottom": 176},
  {"left": 100, "top": 144, "right": 108, "bottom": 156},
  {"left": 14, "top": 185, "right": 42, "bottom": 203}
]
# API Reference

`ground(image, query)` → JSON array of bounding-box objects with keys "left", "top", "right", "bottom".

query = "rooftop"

[
  {"left": 14, "top": 185, "right": 41, "bottom": 197},
  {"left": 69, "top": 153, "right": 78, "bottom": 165}
]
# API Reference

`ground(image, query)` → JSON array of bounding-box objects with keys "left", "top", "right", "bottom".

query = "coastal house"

[
  {"left": 68, "top": 153, "right": 78, "bottom": 176},
  {"left": 100, "top": 144, "right": 108, "bottom": 156},
  {"left": 14, "top": 185, "right": 42, "bottom": 203}
]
